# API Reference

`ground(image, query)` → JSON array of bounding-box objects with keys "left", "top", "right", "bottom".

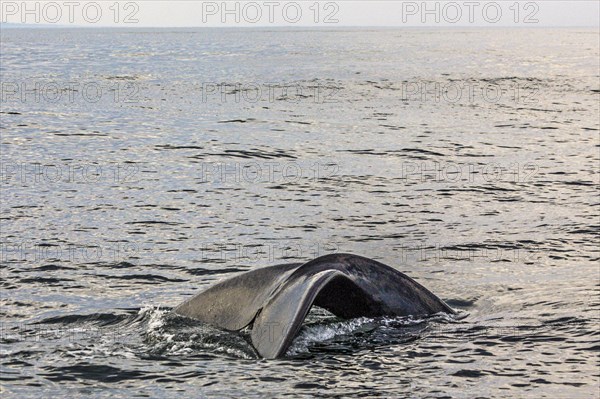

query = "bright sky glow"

[{"left": 0, "top": 1, "right": 598, "bottom": 28}]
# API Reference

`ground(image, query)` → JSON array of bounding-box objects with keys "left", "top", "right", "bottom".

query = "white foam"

[
  {"left": 286, "top": 317, "right": 374, "bottom": 355},
  {"left": 139, "top": 305, "right": 255, "bottom": 358}
]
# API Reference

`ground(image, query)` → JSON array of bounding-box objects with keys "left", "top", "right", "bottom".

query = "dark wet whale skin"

[{"left": 174, "top": 253, "right": 455, "bottom": 358}]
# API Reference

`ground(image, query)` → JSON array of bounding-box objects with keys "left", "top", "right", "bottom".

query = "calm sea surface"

[{"left": 1, "top": 28, "right": 599, "bottom": 398}]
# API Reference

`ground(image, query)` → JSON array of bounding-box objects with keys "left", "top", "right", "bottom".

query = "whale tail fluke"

[{"left": 174, "top": 253, "right": 455, "bottom": 358}]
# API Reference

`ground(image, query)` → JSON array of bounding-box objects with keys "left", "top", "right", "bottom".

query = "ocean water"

[{"left": 0, "top": 28, "right": 599, "bottom": 398}]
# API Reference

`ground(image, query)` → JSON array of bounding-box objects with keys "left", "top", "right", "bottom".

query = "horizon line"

[{"left": 2, "top": 24, "right": 599, "bottom": 29}]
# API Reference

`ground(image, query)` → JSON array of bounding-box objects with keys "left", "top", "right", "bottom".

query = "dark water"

[{"left": 1, "top": 28, "right": 599, "bottom": 398}]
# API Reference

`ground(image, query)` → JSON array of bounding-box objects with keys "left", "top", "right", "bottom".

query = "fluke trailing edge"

[{"left": 173, "top": 253, "right": 455, "bottom": 358}]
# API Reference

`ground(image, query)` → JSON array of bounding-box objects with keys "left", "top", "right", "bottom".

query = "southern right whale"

[{"left": 174, "top": 253, "right": 455, "bottom": 358}]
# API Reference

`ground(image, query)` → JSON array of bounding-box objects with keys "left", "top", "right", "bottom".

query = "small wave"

[
  {"left": 286, "top": 311, "right": 462, "bottom": 357},
  {"left": 286, "top": 317, "right": 376, "bottom": 356},
  {"left": 140, "top": 306, "right": 257, "bottom": 359}
]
